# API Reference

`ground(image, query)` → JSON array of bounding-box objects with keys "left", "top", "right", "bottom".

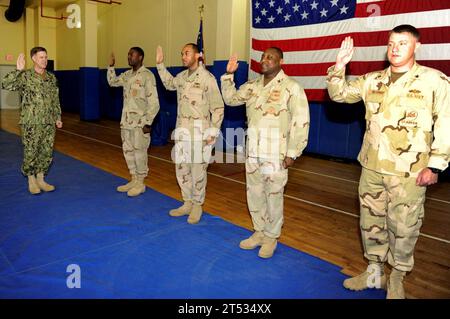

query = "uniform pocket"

[
  {"left": 397, "top": 97, "right": 431, "bottom": 127},
  {"left": 134, "top": 128, "right": 151, "bottom": 150},
  {"left": 188, "top": 87, "right": 204, "bottom": 105},
  {"left": 394, "top": 97, "right": 432, "bottom": 153},
  {"left": 365, "top": 92, "right": 385, "bottom": 117},
  {"left": 257, "top": 117, "right": 282, "bottom": 158},
  {"left": 366, "top": 91, "right": 385, "bottom": 104},
  {"left": 130, "top": 82, "right": 145, "bottom": 100}
]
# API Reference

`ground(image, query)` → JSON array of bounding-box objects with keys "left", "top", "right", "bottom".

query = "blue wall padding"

[
  {"left": 54, "top": 61, "right": 450, "bottom": 176},
  {"left": 56, "top": 62, "right": 250, "bottom": 148},
  {"left": 316, "top": 101, "right": 366, "bottom": 158},
  {"left": 54, "top": 63, "right": 367, "bottom": 157},
  {"left": 54, "top": 70, "right": 80, "bottom": 114},
  {"left": 79, "top": 67, "right": 100, "bottom": 121}
]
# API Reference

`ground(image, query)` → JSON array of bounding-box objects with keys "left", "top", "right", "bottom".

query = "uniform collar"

[
  {"left": 31, "top": 68, "right": 48, "bottom": 80},
  {"left": 258, "top": 69, "right": 287, "bottom": 89},
  {"left": 132, "top": 65, "right": 146, "bottom": 74},
  {"left": 183, "top": 66, "right": 202, "bottom": 82},
  {"left": 383, "top": 62, "right": 420, "bottom": 86}
]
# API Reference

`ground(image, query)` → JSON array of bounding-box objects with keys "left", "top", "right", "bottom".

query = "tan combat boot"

[
  {"left": 169, "top": 201, "right": 193, "bottom": 217},
  {"left": 127, "top": 175, "right": 146, "bottom": 197},
  {"left": 28, "top": 175, "right": 41, "bottom": 195},
  {"left": 239, "top": 231, "right": 265, "bottom": 250},
  {"left": 36, "top": 172, "right": 55, "bottom": 192},
  {"left": 258, "top": 236, "right": 278, "bottom": 259},
  {"left": 386, "top": 269, "right": 406, "bottom": 299},
  {"left": 343, "top": 264, "right": 387, "bottom": 291},
  {"left": 187, "top": 204, "right": 203, "bottom": 224},
  {"left": 117, "top": 175, "right": 137, "bottom": 192}
]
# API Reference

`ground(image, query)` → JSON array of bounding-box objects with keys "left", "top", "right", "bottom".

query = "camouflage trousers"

[
  {"left": 359, "top": 168, "right": 426, "bottom": 272},
  {"left": 173, "top": 140, "right": 212, "bottom": 205},
  {"left": 20, "top": 124, "right": 56, "bottom": 176},
  {"left": 246, "top": 157, "right": 288, "bottom": 239},
  {"left": 121, "top": 128, "right": 151, "bottom": 178}
]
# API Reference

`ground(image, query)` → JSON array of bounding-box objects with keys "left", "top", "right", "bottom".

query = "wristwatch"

[{"left": 428, "top": 167, "right": 442, "bottom": 174}]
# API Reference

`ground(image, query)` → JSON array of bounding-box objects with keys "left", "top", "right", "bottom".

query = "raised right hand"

[
  {"left": 109, "top": 52, "right": 115, "bottom": 67},
  {"left": 336, "top": 36, "right": 354, "bottom": 70},
  {"left": 156, "top": 46, "right": 164, "bottom": 64},
  {"left": 16, "top": 53, "right": 25, "bottom": 71},
  {"left": 226, "top": 54, "right": 239, "bottom": 74}
]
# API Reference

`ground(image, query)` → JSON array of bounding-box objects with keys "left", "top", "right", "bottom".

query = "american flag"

[
  {"left": 197, "top": 17, "right": 205, "bottom": 65},
  {"left": 250, "top": 0, "right": 450, "bottom": 101}
]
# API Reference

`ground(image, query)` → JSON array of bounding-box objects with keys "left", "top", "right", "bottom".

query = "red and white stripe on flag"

[{"left": 250, "top": 0, "right": 450, "bottom": 102}]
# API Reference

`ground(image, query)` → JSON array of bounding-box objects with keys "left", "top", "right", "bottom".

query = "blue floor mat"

[{"left": 0, "top": 130, "right": 385, "bottom": 299}]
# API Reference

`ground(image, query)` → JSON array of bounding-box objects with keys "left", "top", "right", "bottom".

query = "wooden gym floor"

[{"left": 1, "top": 109, "right": 449, "bottom": 299}]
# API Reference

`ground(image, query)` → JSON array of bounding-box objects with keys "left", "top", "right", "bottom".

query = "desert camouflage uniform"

[
  {"left": 1, "top": 69, "right": 61, "bottom": 176},
  {"left": 327, "top": 62, "right": 450, "bottom": 271},
  {"left": 221, "top": 70, "right": 310, "bottom": 239},
  {"left": 157, "top": 63, "right": 224, "bottom": 205},
  {"left": 107, "top": 66, "right": 160, "bottom": 179}
]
